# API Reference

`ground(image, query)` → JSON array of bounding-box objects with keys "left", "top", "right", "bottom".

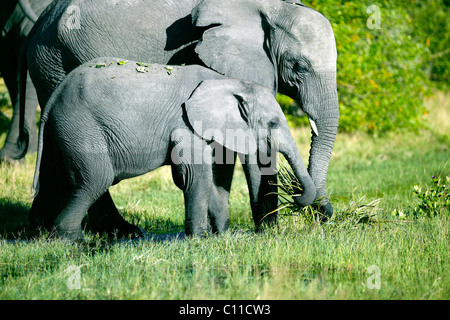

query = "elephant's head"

[
  {"left": 184, "top": 79, "right": 317, "bottom": 209},
  {"left": 192, "top": 0, "right": 339, "bottom": 216}
]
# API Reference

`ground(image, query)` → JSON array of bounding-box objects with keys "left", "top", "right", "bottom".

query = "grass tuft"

[{"left": 274, "top": 160, "right": 388, "bottom": 228}]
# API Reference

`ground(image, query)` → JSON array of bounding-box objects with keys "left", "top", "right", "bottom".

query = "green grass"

[
  {"left": 0, "top": 218, "right": 448, "bottom": 300},
  {"left": 0, "top": 84, "right": 449, "bottom": 299}
]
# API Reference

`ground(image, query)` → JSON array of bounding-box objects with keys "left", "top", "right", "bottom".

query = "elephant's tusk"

[{"left": 308, "top": 116, "right": 319, "bottom": 137}]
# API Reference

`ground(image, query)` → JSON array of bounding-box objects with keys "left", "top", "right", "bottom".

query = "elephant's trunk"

[
  {"left": 306, "top": 86, "right": 339, "bottom": 217},
  {"left": 279, "top": 132, "right": 316, "bottom": 208}
]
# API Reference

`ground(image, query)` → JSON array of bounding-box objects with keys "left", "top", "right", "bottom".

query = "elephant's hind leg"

[
  {"left": 88, "top": 191, "right": 144, "bottom": 238},
  {"left": 55, "top": 140, "right": 115, "bottom": 241},
  {"left": 29, "top": 125, "right": 71, "bottom": 230},
  {"left": 55, "top": 176, "right": 115, "bottom": 242},
  {"left": 54, "top": 190, "right": 96, "bottom": 242}
]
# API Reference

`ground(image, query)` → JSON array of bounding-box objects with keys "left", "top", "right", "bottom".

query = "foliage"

[
  {"left": 402, "top": 0, "right": 450, "bottom": 87},
  {"left": 276, "top": 94, "right": 309, "bottom": 128},
  {"left": 278, "top": 0, "right": 450, "bottom": 134},
  {"left": 413, "top": 174, "right": 450, "bottom": 217}
]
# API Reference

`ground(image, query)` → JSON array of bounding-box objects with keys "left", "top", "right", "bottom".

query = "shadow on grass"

[
  {"left": 0, "top": 199, "right": 186, "bottom": 244},
  {"left": 111, "top": 214, "right": 186, "bottom": 245},
  {"left": 116, "top": 231, "right": 186, "bottom": 246},
  {"left": 0, "top": 199, "right": 34, "bottom": 239}
]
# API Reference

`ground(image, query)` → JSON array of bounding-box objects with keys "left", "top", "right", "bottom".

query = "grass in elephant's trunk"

[{"left": 270, "top": 160, "right": 383, "bottom": 228}]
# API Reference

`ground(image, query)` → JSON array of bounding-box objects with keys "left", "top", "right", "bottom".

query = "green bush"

[
  {"left": 413, "top": 175, "right": 449, "bottom": 217},
  {"left": 278, "top": 0, "right": 449, "bottom": 134},
  {"left": 402, "top": 0, "right": 450, "bottom": 87},
  {"left": 391, "top": 175, "right": 449, "bottom": 220}
]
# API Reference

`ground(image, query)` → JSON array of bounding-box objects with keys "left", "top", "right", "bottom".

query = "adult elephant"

[
  {"left": 0, "top": 0, "right": 53, "bottom": 162},
  {"left": 24, "top": 0, "right": 339, "bottom": 235}
]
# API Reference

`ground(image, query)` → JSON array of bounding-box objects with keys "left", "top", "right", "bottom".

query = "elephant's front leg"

[
  {"left": 208, "top": 189, "right": 230, "bottom": 233},
  {"left": 171, "top": 132, "right": 213, "bottom": 236},
  {"left": 184, "top": 180, "right": 212, "bottom": 236},
  {"left": 242, "top": 155, "right": 279, "bottom": 231},
  {"left": 173, "top": 162, "right": 212, "bottom": 237},
  {"left": 208, "top": 146, "right": 235, "bottom": 233}
]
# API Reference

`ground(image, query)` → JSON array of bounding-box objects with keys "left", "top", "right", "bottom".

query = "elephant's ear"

[
  {"left": 191, "top": 0, "right": 278, "bottom": 94},
  {"left": 184, "top": 79, "right": 257, "bottom": 155}
]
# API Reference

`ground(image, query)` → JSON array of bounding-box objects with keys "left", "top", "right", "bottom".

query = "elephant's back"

[
  {"left": 50, "top": 59, "right": 218, "bottom": 143},
  {"left": 47, "top": 60, "right": 187, "bottom": 177},
  {"left": 27, "top": 0, "right": 205, "bottom": 105}
]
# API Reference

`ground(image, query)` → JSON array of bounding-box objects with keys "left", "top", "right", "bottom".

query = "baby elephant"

[{"left": 33, "top": 58, "right": 316, "bottom": 241}]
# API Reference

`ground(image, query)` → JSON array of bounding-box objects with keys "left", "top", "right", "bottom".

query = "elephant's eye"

[
  {"left": 268, "top": 118, "right": 279, "bottom": 129},
  {"left": 294, "top": 60, "right": 310, "bottom": 74}
]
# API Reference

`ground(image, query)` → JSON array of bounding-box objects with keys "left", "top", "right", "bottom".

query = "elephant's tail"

[
  {"left": 31, "top": 82, "right": 55, "bottom": 197},
  {"left": 31, "top": 114, "right": 47, "bottom": 198}
]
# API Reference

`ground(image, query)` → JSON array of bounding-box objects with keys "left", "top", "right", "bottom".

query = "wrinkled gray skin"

[
  {"left": 34, "top": 60, "right": 316, "bottom": 241},
  {"left": 25, "top": 0, "right": 339, "bottom": 235},
  {"left": 0, "top": 0, "right": 52, "bottom": 162}
]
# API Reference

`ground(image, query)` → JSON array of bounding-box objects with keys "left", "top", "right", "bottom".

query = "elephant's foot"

[
  {"left": 0, "top": 128, "right": 38, "bottom": 163},
  {"left": 207, "top": 199, "right": 230, "bottom": 234},
  {"left": 184, "top": 218, "right": 209, "bottom": 237},
  {"left": 53, "top": 211, "right": 86, "bottom": 243},
  {"left": 254, "top": 214, "right": 278, "bottom": 233},
  {"left": 252, "top": 200, "right": 279, "bottom": 233},
  {"left": 54, "top": 225, "right": 85, "bottom": 243},
  {"left": 87, "top": 191, "right": 144, "bottom": 239},
  {"left": 313, "top": 201, "right": 333, "bottom": 222},
  {"left": 0, "top": 143, "right": 27, "bottom": 164},
  {"left": 206, "top": 215, "right": 229, "bottom": 235},
  {"left": 212, "top": 219, "right": 230, "bottom": 234}
]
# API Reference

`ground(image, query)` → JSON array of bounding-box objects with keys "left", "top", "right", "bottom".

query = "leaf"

[
  {"left": 137, "top": 62, "right": 151, "bottom": 67},
  {"left": 136, "top": 67, "right": 148, "bottom": 73},
  {"left": 117, "top": 60, "right": 128, "bottom": 65}
]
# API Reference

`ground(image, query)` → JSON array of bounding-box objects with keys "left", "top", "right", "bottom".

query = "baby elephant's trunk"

[{"left": 279, "top": 132, "right": 317, "bottom": 208}]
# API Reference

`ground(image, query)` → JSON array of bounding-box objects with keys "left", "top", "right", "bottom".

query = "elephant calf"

[{"left": 33, "top": 58, "right": 316, "bottom": 241}]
